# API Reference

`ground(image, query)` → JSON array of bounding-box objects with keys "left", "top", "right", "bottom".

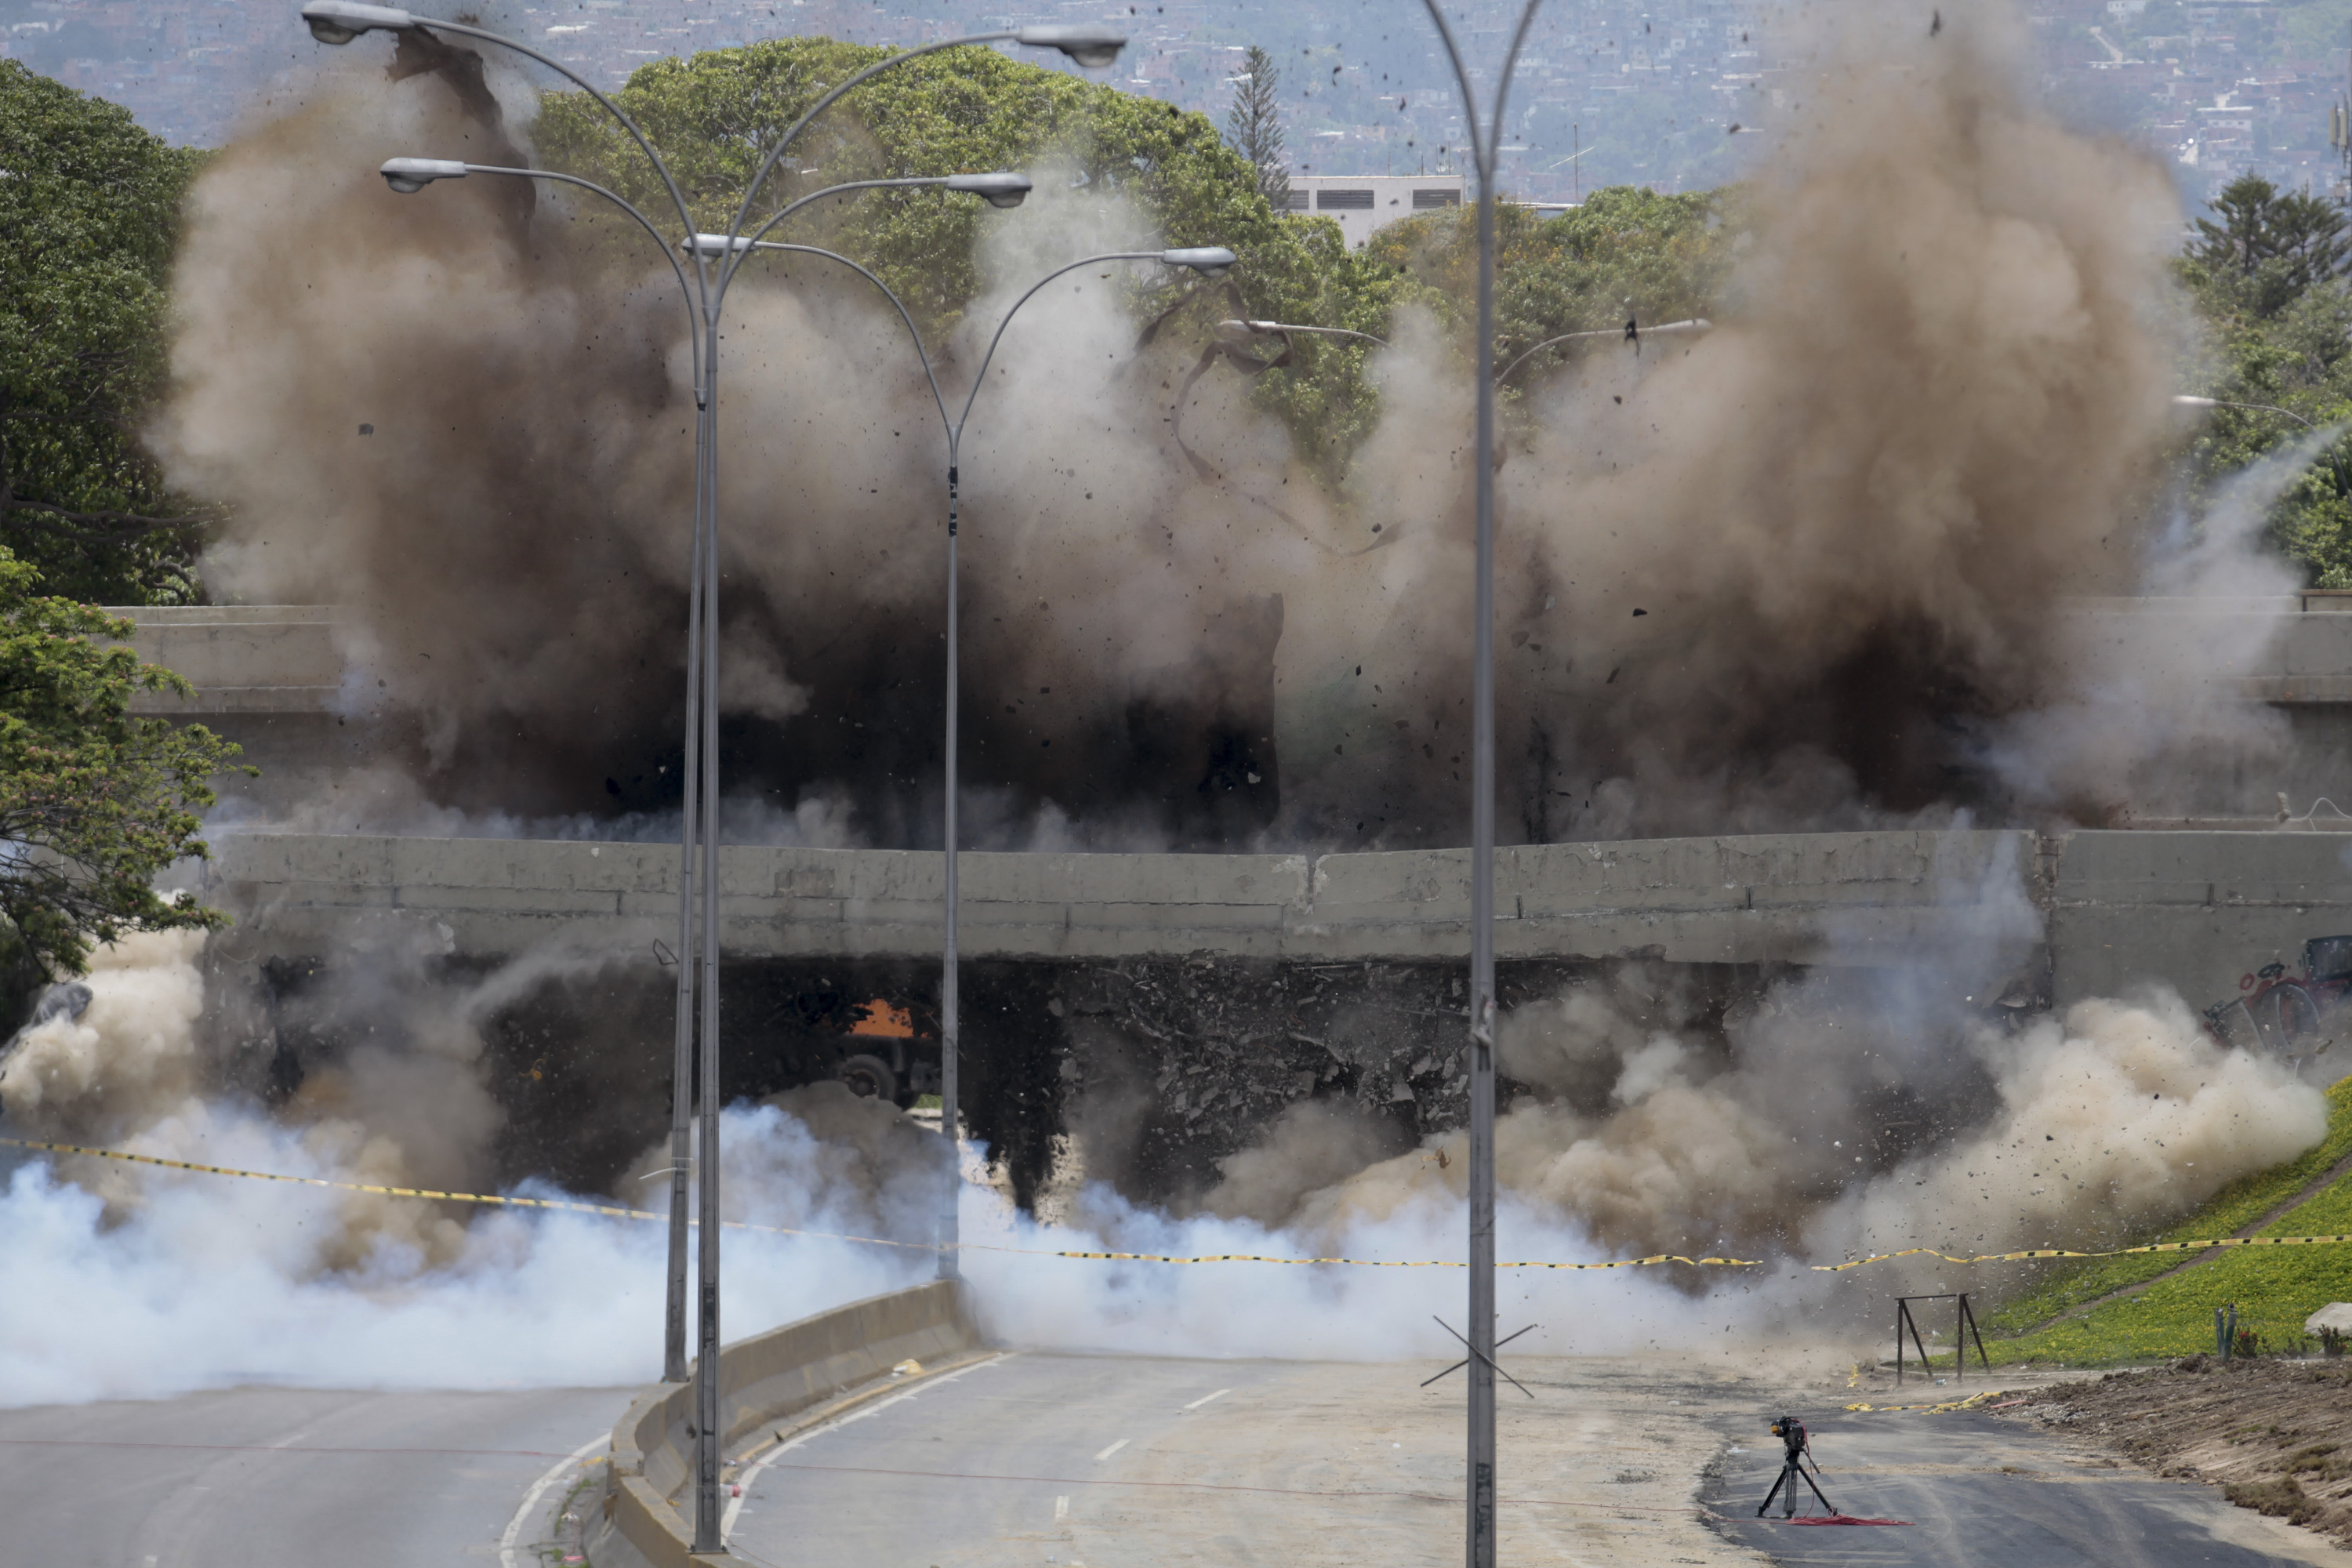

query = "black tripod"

[{"left": 1755, "top": 1415, "right": 1838, "bottom": 1519}]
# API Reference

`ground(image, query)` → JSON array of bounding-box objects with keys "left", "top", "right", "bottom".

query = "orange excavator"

[{"left": 834, "top": 996, "right": 925, "bottom": 1104}]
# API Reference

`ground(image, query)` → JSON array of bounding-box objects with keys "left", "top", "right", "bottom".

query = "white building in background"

[{"left": 1282, "top": 174, "right": 1465, "bottom": 249}]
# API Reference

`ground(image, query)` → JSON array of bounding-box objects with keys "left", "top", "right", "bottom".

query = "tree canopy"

[
  {"left": 0, "top": 546, "right": 238, "bottom": 999},
  {"left": 2189, "top": 171, "right": 2348, "bottom": 320},
  {"left": 0, "top": 61, "right": 209, "bottom": 604},
  {"left": 2173, "top": 172, "right": 2352, "bottom": 584},
  {"left": 535, "top": 38, "right": 1403, "bottom": 475},
  {"left": 536, "top": 38, "right": 1312, "bottom": 339},
  {"left": 532, "top": 39, "right": 1738, "bottom": 484}
]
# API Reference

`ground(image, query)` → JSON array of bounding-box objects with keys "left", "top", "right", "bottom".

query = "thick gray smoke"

[{"left": 150, "top": 0, "right": 2283, "bottom": 849}]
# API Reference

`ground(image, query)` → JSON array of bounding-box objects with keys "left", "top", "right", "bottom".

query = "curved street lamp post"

[
  {"left": 714, "top": 238, "right": 1236, "bottom": 1278},
  {"left": 1407, "top": 2, "right": 1547, "bottom": 1563},
  {"left": 2173, "top": 394, "right": 2350, "bottom": 492},
  {"left": 1495, "top": 318, "right": 1711, "bottom": 383},
  {"left": 306, "top": 4, "right": 1127, "bottom": 1555},
  {"left": 1216, "top": 315, "right": 1711, "bottom": 379}
]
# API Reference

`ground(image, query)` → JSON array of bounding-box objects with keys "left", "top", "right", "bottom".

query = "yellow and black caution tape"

[
  {"left": 1047, "top": 1247, "right": 1760, "bottom": 1269},
  {"left": 0, "top": 1136, "right": 1757, "bottom": 1269},
  {"left": 9, "top": 1135, "right": 2352, "bottom": 1275},
  {"left": 0, "top": 1136, "right": 935, "bottom": 1250},
  {"left": 1842, "top": 1389, "right": 2005, "bottom": 1415},
  {"left": 1809, "top": 1234, "right": 2352, "bottom": 1272}
]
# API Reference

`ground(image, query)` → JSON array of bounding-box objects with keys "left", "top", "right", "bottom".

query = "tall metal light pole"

[
  {"left": 931, "top": 246, "right": 1235, "bottom": 1277},
  {"left": 307, "top": 0, "right": 716, "bottom": 1388},
  {"left": 303, "top": 5, "right": 1127, "bottom": 1555},
  {"left": 719, "top": 238, "right": 1236, "bottom": 1279},
  {"left": 375, "top": 154, "right": 713, "bottom": 1392},
  {"left": 1406, "top": 3, "right": 1549, "bottom": 1563}
]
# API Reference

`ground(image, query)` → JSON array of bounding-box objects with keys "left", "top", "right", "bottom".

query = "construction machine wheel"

[
  {"left": 836, "top": 1052, "right": 897, "bottom": 1102},
  {"left": 2263, "top": 983, "right": 2324, "bottom": 1054}
]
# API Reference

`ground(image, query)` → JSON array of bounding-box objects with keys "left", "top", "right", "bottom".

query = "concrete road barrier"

[{"left": 590, "top": 1281, "right": 981, "bottom": 1568}]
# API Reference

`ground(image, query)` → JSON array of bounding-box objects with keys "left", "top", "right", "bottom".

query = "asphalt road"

[
  {"left": 1702, "top": 1409, "right": 2340, "bottom": 1568},
  {"left": 720, "top": 1350, "right": 1761, "bottom": 1568},
  {"left": 0, "top": 1385, "right": 628, "bottom": 1568},
  {"left": 722, "top": 1352, "right": 1292, "bottom": 1568}
]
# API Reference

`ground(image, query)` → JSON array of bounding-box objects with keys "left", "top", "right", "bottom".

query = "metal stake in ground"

[{"left": 1894, "top": 1294, "right": 1991, "bottom": 1385}]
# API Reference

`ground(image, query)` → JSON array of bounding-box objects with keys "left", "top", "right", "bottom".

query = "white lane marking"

[
  {"left": 499, "top": 1433, "right": 608, "bottom": 1568},
  {"left": 1093, "top": 1438, "right": 1129, "bottom": 1461},
  {"left": 1181, "top": 1388, "right": 1232, "bottom": 1411},
  {"left": 1054, "top": 1495, "right": 1070, "bottom": 1520},
  {"left": 723, "top": 1353, "right": 1004, "bottom": 1541}
]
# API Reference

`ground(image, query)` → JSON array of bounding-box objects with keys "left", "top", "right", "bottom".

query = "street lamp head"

[
  {"left": 301, "top": 0, "right": 415, "bottom": 44},
  {"left": 944, "top": 172, "right": 1033, "bottom": 209},
  {"left": 1014, "top": 24, "right": 1126, "bottom": 67},
  {"left": 1161, "top": 246, "right": 1237, "bottom": 274},
  {"left": 379, "top": 157, "right": 467, "bottom": 193},
  {"left": 2173, "top": 395, "right": 2220, "bottom": 409},
  {"left": 682, "top": 233, "right": 755, "bottom": 256}
]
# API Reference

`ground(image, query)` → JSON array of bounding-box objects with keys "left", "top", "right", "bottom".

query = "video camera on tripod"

[{"left": 1756, "top": 1414, "right": 1838, "bottom": 1519}]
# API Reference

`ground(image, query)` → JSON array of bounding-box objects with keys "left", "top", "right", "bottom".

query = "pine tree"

[{"left": 1225, "top": 45, "right": 1289, "bottom": 212}]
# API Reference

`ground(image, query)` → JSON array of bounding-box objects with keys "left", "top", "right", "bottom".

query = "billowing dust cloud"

[
  {"left": 1172, "top": 971, "right": 2328, "bottom": 1305},
  {"left": 13, "top": 0, "right": 2332, "bottom": 1398},
  {"left": 151, "top": 0, "right": 2265, "bottom": 849}
]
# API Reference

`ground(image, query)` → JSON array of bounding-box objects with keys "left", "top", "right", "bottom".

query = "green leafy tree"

[
  {"left": 1363, "top": 183, "right": 1738, "bottom": 441},
  {"left": 2165, "top": 169, "right": 2352, "bottom": 584},
  {"left": 0, "top": 63, "right": 209, "bottom": 604},
  {"left": 1224, "top": 45, "right": 1289, "bottom": 212},
  {"left": 532, "top": 44, "right": 1737, "bottom": 484},
  {"left": 2171, "top": 276, "right": 2352, "bottom": 585},
  {"left": 0, "top": 547, "right": 240, "bottom": 1004},
  {"left": 535, "top": 38, "right": 1377, "bottom": 474},
  {"left": 2189, "top": 171, "right": 2349, "bottom": 320}
]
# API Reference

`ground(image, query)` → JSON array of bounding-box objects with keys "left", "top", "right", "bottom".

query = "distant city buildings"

[
  {"left": 1283, "top": 174, "right": 1464, "bottom": 248},
  {"left": 4, "top": 0, "right": 2347, "bottom": 214}
]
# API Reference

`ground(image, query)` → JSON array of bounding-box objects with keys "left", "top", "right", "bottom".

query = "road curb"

[{"left": 583, "top": 1280, "right": 982, "bottom": 1568}]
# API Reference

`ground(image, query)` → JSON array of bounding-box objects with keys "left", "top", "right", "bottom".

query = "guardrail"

[{"left": 590, "top": 1281, "right": 982, "bottom": 1568}]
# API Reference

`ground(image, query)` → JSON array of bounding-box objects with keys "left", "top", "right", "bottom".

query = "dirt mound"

[{"left": 2004, "top": 1357, "right": 2352, "bottom": 1545}]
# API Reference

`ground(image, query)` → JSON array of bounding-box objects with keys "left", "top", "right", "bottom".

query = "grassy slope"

[{"left": 1985, "top": 1075, "right": 2352, "bottom": 1365}]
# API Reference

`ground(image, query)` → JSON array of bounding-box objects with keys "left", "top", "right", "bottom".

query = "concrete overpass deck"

[{"left": 195, "top": 827, "right": 2352, "bottom": 1014}]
